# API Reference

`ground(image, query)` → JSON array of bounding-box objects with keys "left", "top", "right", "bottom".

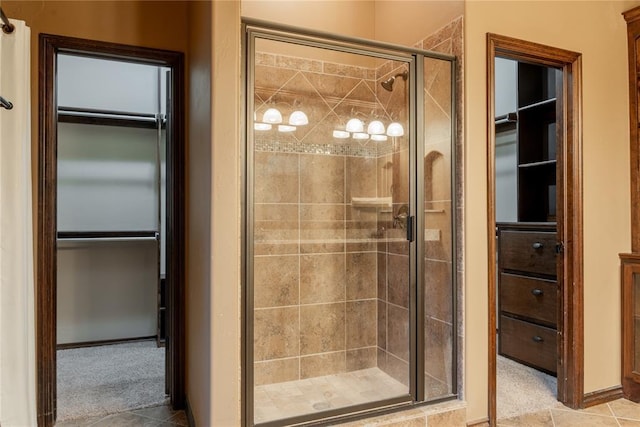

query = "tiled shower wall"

[
  {"left": 253, "top": 54, "right": 386, "bottom": 386},
  {"left": 420, "top": 16, "right": 464, "bottom": 398},
  {"left": 252, "top": 16, "right": 464, "bottom": 392}
]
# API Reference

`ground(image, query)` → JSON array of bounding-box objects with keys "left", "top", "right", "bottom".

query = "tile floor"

[
  {"left": 54, "top": 385, "right": 640, "bottom": 426},
  {"left": 254, "top": 367, "right": 409, "bottom": 424},
  {"left": 498, "top": 398, "right": 640, "bottom": 426},
  {"left": 55, "top": 405, "right": 188, "bottom": 427}
]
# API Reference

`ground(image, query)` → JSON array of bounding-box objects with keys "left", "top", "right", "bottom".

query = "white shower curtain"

[{"left": 0, "top": 19, "right": 36, "bottom": 427}]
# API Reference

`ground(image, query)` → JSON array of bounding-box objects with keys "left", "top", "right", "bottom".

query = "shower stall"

[{"left": 244, "top": 20, "right": 457, "bottom": 426}]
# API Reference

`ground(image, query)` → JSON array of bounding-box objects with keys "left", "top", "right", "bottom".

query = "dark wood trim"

[
  {"left": 583, "top": 385, "right": 624, "bottom": 407},
  {"left": 624, "top": 7, "right": 640, "bottom": 252},
  {"left": 620, "top": 253, "right": 640, "bottom": 401},
  {"left": 467, "top": 419, "right": 490, "bottom": 427},
  {"left": 486, "top": 33, "right": 584, "bottom": 426},
  {"left": 56, "top": 336, "right": 156, "bottom": 350},
  {"left": 37, "top": 34, "right": 186, "bottom": 426},
  {"left": 37, "top": 32, "right": 58, "bottom": 427},
  {"left": 485, "top": 39, "right": 497, "bottom": 425},
  {"left": 185, "top": 396, "right": 196, "bottom": 427}
]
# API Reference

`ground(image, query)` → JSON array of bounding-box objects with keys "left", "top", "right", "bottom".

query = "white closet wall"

[
  {"left": 56, "top": 55, "right": 165, "bottom": 345},
  {"left": 495, "top": 57, "right": 518, "bottom": 222},
  {"left": 57, "top": 55, "right": 160, "bottom": 114}
]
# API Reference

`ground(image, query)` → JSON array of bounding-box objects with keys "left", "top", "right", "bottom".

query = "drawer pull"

[
  {"left": 531, "top": 289, "right": 544, "bottom": 296},
  {"left": 532, "top": 335, "right": 544, "bottom": 343},
  {"left": 532, "top": 242, "right": 543, "bottom": 249}
]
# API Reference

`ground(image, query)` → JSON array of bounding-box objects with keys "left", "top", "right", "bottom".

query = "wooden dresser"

[{"left": 497, "top": 222, "right": 558, "bottom": 375}]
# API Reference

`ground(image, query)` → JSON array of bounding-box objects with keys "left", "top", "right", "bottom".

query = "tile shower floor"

[{"left": 254, "top": 367, "right": 408, "bottom": 424}]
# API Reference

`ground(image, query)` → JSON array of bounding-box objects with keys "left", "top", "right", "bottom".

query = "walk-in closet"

[
  {"left": 493, "top": 56, "right": 562, "bottom": 419},
  {"left": 55, "top": 53, "right": 170, "bottom": 421}
]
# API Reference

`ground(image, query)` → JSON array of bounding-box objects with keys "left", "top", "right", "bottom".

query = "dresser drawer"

[
  {"left": 499, "top": 315, "right": 557, "bottom": 374},
  {"left": 500, "top": 273, "right": 557, "bottom": 326},
  {"left": 499, "top": 229, "right": 557, "bottom": 276}
]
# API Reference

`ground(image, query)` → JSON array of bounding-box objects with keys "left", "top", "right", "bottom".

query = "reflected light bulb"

[
  {"left": 345, "top": 118, "right": 364, "bottom": 133},
  {"left": 289, "top": 110, "right": 308, "bottom": 126},
  {"left": 333, "top": 130, "right": 350, "bottom": 139},
  {"left": 262, "top": 107, "right": 283, "bottom": 124},
  {"left": 278, "top": 124, "right": 296, "bottom": 132},
  {"left": 386, "top": 122, "right": 404, "bottom": 137},
  {"left": 254, "top": 123, "right": 272, "bottom": 131},
  {"left": 367, "top": 120, "right": 385, "bottom": 135}
]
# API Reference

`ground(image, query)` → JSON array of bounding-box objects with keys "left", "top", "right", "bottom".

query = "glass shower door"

[{"left": 248, "top": 33, "right": 413, "bottom": 425}]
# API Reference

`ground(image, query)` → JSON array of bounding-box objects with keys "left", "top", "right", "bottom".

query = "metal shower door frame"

[{"left": 242, "top": 19, "right": 457, "bottom": 427}]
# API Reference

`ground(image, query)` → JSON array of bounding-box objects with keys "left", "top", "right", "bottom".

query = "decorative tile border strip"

[
  {"left": 256, "top": 51, "right": 375, "bottom": 80},
  {"left": 255, "top": 138, "right": 395, "bottom": 157}
]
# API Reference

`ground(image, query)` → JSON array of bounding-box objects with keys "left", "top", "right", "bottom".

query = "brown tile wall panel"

[
  {"left": 254, "top": 255, "right": 299, "bottom": 309},
  {"left": 255, "top": 358, "right": 299, "bottom": 386},
  {"left": 254, "top": 152, "right": 299, "bottom": 204},
  {"left": 300, "top": 303, "right": 346, "bottom": 355},
  {"left": 300, "top": 351, "right": 346, "bottom": 379},
  {"left": 346, "top": 300, "right": 377, "bottom": 349},
  {"left": 346, "top": 347, "right": 377, "bottom": 371},
  {"left": 387, "top": 305, "right": 410, "bottom": 362},
  {"left": 300, "top": 254, "right": 346, "bottom": 304},
  {"left": 346, "top": 252, "right": 377, "bottom": 300},
  {"left": 424, "top": 259, "right": 453, "bottom": 323},
  {"left": 254, "top": 307, "right": 300, "bottom": 361}
]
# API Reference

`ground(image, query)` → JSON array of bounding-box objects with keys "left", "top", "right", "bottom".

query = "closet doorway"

[
  {"left": 486, "top": 34, "right": 583, "bottom": 424},
  {"left": 37, "top": 35, "right": 185, "bottom": 426}
]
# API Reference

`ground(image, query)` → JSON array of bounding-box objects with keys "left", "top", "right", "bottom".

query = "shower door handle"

[{"left": 406, "top": 215, "right": 415, "bottom": 242}]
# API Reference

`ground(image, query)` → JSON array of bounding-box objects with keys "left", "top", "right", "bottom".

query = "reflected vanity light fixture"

[
  {"left": 288, "top": 110, "right": 309, "bottom": 126},
  {"left": 352, "top": 132, "right": 369, "bottom": 140},
  {"left": 367, "top": 120, "right": 385, "bottom": 135},
  {"left": 371, "top": 134, "right": 388, "bottom": 142},
  {"left": 345, "top": 118, "right": 364, "bottom": 133},
  {"left": 278, "top": 124, "right": 296, "bottom": 132},
  {"left": 254, "top": 122, "right": 272, "bottom": 131},
  {"left": 333, "top": 130, "right": 350, "bottom": 139},
  {"left": 262, "top": 107, "right": 283, "bottom": 124},
  {"left": 386, "top": 122, "right": 404, "bottom": 137}
]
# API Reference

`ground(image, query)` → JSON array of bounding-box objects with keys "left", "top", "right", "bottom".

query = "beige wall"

[
  {"left": 242, "top": 1, "right": 375, "bottom": 39},
  {"left": 464, "top": 0, "right": 637, "bottom": 422},
  {"left": 2, "top": 0, "right": 189, "bottom": 178},
  {"left": 5, "top": 0, "right": 640, "bottom": 425},
  {"left": 210, "top": 1, "right": 242, "bottom": 426},
  {"left": 187, "top": 1, "right": 212, "bottom": 425},
  {"left": 374, "top": 1, "right": 463, "bottom": 47},
  {"left": 242, "top": 0, "right": 463, "bottom": 48}
]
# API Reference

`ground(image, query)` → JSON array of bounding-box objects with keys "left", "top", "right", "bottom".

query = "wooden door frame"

[
  {"left": 486, "top": 33, "right": 583, "bottom": 425},
  {"left": 37, "top": 34, "right": 186, "bottom": 427}
]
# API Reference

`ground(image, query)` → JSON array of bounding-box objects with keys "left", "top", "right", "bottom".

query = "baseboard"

[
  {"left": 185, "top": 396, "right": 196, "bottom": 427},
  {"left": 467, "top": 417, "right": 490, "bottom": 426},
  {"left": 56, "top": 335, "right": 157, "bottom": 350},
  {"left": 583, "top": 385, "right": 623, "bottom": 407}
]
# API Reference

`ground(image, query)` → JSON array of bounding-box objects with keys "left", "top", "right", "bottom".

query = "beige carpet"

[
  {"left": 497, "top": 355, "right": 559, "bottom": 419},
  {"left": 57, "top": 341, "right": 168, "bottom": 421}
]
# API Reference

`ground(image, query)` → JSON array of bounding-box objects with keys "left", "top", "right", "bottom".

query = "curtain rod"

[{"left": 0, "top": 7, "right": 14, "bottom": 34}]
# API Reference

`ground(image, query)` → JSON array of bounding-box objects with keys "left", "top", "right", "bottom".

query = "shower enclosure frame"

[{"left": 242, "top": 19, "right": 458, "bottom": 426}]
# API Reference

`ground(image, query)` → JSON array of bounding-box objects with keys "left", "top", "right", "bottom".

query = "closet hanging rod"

[
  {"left": 0, "top": 8, "right": 14, "bottom": 34},
  {"left": 57, "top": 236, "right": 158, "bottom": 243},
  {"left": 58, "top": 106, "right": 159, "bottom": 121}
]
